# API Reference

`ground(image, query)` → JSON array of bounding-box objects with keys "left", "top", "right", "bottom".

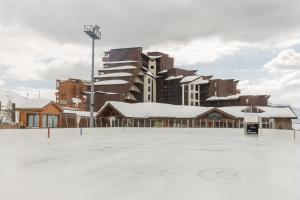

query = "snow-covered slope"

[{"left": 0, "top": 87, "right": 25, "bottom": 109}]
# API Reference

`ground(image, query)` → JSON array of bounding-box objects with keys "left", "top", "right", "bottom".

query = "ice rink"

[{"left": 0, "top": 128, "right": 299, "bottom": 200}]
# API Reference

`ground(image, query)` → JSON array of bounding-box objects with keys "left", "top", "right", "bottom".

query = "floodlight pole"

[
  {"left": 84, "top": 25, "right": 101, "bottom": 128},
  {"left": 90, "top": 37, "right": 95, "bottom": 128}
]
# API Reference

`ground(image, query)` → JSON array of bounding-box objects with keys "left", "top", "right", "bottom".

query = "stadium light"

[{"left": 84, "top": 25, "right": 101, "bottom": 128}]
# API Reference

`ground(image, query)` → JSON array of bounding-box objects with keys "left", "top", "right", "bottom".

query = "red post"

[{"left": 48, "top": 128, "right": 50, "bottom": 139}]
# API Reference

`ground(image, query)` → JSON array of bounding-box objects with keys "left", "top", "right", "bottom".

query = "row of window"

[{"left": 28, "top": 114, "right": 59, "bottom": 128}]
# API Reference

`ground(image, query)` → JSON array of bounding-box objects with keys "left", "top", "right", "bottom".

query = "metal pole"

[{"left": 90, "top": 38, "right": 95, "bottom": 128}]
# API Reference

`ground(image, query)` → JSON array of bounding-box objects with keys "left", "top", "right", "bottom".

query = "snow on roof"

[
  {"left": 94, "top": 80, "right": 128, "bottom": 86},
  {"left": 63, "top": 109, "right": 97, "bottom": 117},
  {"left": 103, "top": 60, "right": 139, "bottom": 64},
  {"left": 71, "top": 98, "right": 81, "bottom": 104},
  {"left": 180, "top": 75, "right": 201, "bottom": 83},
  {"left": 158, "top": 70, "right": 168, "bottom": 74},
  {"left": 96, "top": 72, "right": 133, "bottom": 78},
  {"left": 98, "top": 101, "right": 212, "bottom": 118},
  {"left": 98, "top": 102, "right": 297, "bottom": 119},
  {"left": 147, "top": 55, "right": 162, "bottom": 59},
  {"left": 165, "top": 75, "right": 183, "bottom": 81},
  {"left": 206, "top": 95, "right": 240, "bottom": 101},
  {"left": 218, "top": 106, "right": 297, "bottom": 119},
  {"left": 146, "top": 71, "right": 155, "bottom": 78},
  {"left": 257, "top": 106, "right": 297, "bottom": 118},
  {"left": 16, "top": 99, "right": 55, "bottom": 109},
  {"left": 95, "top": 91, "right": 119, "bottom": 95},
  {"left": 100, "top": 65, "right": 136, "bottom": 71}
]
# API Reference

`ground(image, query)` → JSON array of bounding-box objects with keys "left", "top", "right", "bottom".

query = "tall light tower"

[{"left": 84, "top": 25, "right": 101, "bottom": 128}]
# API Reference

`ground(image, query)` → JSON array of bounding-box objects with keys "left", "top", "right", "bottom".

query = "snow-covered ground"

[{"left": 0, "top": 128, "right": 299, "bottom": 200}]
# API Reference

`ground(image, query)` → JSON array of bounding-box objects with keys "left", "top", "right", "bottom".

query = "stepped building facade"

[{"left": 56, "top": 47, "right": 270, "bottom": 112}]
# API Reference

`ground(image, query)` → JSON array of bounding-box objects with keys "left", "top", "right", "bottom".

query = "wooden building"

[
  {"left": 15, "top": 99, "right": 62, "bottom": 128},
  {"left": 96, "top": 101, "right": 297, "bottom": 130}
]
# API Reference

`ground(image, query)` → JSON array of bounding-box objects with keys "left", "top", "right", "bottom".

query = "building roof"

[
  {"left": 96, "top": 72, "right": 133, "bottom": 78},
  {"left": 97, "top": 102, "right": 297, "bottom": 119},
  {"left": 16, "top": 99, "right": 61, "bottom": 111},
  {"left": 206, "top": 95, "right": 240, "bottom": 101},
  {"left": 94, "top": 80, "right": 128, "bottom": 86},
  {"left": 103, "top": 60, "right": 139, "bottom": 64},
  {"left": 98, "top": 101, "right": 213, "bottom": 118},
  {"left": 147, "top": 55, "right": 162, "bottom": 59},
  {"left": 99, "top": 65, "right": 137, "bottom": 71},
  {"left": 218, "top": 106, "right": 297, "bottom": 119},
  {"left": 180, "top": 75, "right": 201, "bottom": 83},
  {"left": 165, "top": 75, "right": 184, "bottom": 81}
]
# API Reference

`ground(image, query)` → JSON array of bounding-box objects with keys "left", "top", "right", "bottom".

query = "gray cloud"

[{"left": 0, "top": 0, "right": 299, "bottom": 47}]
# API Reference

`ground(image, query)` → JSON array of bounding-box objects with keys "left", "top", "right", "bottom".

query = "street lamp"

[{"left": 84, "top": 25, "right": 101, "bottom": 128}]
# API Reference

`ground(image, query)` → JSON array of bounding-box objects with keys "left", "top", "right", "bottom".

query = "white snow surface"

[
  {"left": 71, "top": 97, "right": 81, "bottom": 104},
  {"left": 180, "top": 75, "right": 200, "bottom": 83},
  {"left": 219, "top": 106, "right": 296, "bottom": 118},
  {"left": 16, "top": 98, "right": 53, "bottom": 109},
  {"left": 165, "top": 75, "right": 184, "bottom": 81},
  {"left": 206, "top": 95, "right": 240, "bottom": 101},
  {"left": 99, "top": 101, "right": 212, "bottom": 118},
  {"left": 100, "top": 65, "right": 137, "bottom": 71},
  {"left": 94, "top": 80, "right": 128, "bottom": 86},
  {"left": 99, "top": 101, "right": 297, "bottom": 119},
  {"left": 103, "top": 60, "right": 139, "bottom": 64},
  {"left": 97, "top": 72, "right": 133, "bottom": 78},
  {"left": 0, "top": 128, "right": 299, "bottom": 200},
  {"left": 147, "top": 55, "right": 162, "bottom": 59}
]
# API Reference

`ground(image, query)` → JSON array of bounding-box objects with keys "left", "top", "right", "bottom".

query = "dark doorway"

[{"left": 246, "top": 124, "right": 259, "bottom": 134}]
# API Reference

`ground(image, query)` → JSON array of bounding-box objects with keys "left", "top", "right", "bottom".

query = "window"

[
  {"left": 195, "top": 102, "right": 199, "bottom": 106},
  {"left": 150, "top": 59, "right": 155, "bottom": 62},
  {"left": 148, "top": 78, "right": 151, "bottom": 84},
  {"left": 191, "top": 102, "right": 194, "bottom": 106},
  {"left": 148, "top": 94, "right": 151, "bottom": 101},
  {"left": 214, "top": 82, "right": 217, "bottom": 87},
  {"left": 208, "top": 112, "right": 221, "bottom": 120},
  {"left": 42, "top": 115, "right": 47, "bottom": 128},
  {"left": 195, "top": 93, "right": 199, "bottom": 100},
  {"left": 191, "top": 84, "right": 194, "bottom": 90},
  {"left": 28, "top": 114, "right": 39, "bottom": 128},
  {"left": 42, "top": 115, "right": 59, "bottom": 128},
  {"left": 184, "top": 85, "right": 188, "bottom": 91},
  {"left": 214, "top": 91, "right": 217, "bottom": 96},
  {"left": 148, "top": 86, "right": 151, "bottom": 92},
  {"left": 150, "top": 66, "right": 154, "bottom": 69},
  {"left": 191, "top": 93, "right": 194, "bottom": 99},
  {"left": 246, "top": 98, "right": 249, "bottom": 104}
]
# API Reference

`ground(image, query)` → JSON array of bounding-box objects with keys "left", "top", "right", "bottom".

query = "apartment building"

[
  {"left": 55, "top": 78, "right": 90, "bottom": 110},
  {"left": 57, "top": 47, "right": 270, "bottom": 111}
]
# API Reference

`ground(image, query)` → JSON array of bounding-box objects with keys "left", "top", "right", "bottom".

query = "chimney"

[{"left": 12, "top": 103, "right": 16, "bottom": 122}]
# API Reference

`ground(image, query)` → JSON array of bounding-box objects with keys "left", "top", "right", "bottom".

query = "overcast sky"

[{"left": 0, "top": 0, "right": 300, "bottom": 106}]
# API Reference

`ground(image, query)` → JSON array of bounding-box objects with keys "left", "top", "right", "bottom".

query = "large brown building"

[
  {"left": 55, "top": 78, "right": 90, "bottom": 111},
  {"left": 57, "top": 47, "right": 270, "bottom": 112}
]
